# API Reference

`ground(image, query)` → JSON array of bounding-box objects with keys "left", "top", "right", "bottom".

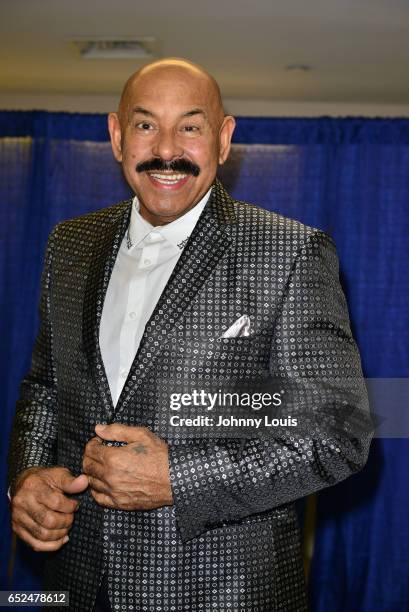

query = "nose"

[{"left": 151, "top": 128, "right": 184, "bottom": 161}]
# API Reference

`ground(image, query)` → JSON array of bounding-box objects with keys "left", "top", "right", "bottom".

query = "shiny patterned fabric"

[{"left": 8, "top": 179, "right": 372, "bottom": 611}]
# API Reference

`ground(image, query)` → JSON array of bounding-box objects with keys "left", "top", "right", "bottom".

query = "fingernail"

[
  {"left": 95, "top": 423, "right": 106, "bottom": 430},
  {"left": 63, "top": 535, "right": 69, "bottom": 544}
]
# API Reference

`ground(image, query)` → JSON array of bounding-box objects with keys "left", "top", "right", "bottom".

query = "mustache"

[{"left": 136, "top": 158, "right": 201, "bottom": 177}]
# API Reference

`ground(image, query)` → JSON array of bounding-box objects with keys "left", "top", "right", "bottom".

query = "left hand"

[{"left": 82, "top": 424, "right": 173, "bottom": 510}]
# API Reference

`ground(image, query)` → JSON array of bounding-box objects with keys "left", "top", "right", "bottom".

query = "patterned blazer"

[{"left": 9, "top": 179, "right": 372, "bottom": 611}]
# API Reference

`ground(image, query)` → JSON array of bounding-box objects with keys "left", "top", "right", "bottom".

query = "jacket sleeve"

[
  {"left": 8, "top": 227, "right": 59, "bottom": 491},
  {"left": 168, "top": 230, "right": 373, "bottom": 542}
]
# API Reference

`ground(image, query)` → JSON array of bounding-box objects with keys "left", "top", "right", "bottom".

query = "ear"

[
  {"left": 108, "top": 112, "right": 123, "bottom": 162},
  {"left": 218, "top": 115, "right": 236, "bottom": 165}
]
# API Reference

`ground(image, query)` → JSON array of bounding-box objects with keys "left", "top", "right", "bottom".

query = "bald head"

[{"left": 117, "top": 58, "right": 225, "bottom": 130}]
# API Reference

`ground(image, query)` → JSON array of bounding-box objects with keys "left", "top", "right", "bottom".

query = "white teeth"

[{"left": 150, "top": 173, "right": 187, "bottom": 183}]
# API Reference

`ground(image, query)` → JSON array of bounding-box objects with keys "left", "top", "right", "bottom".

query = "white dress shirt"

[{"left": 99, "top": 187, "right": 212, "bottom": 406}]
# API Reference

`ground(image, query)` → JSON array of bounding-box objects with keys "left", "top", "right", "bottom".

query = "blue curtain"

[{"left": 1, "top": 111, "right": 408, "bottom": 610}]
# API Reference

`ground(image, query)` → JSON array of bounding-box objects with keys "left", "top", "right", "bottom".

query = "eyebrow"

[
  {"left": 132, "top": 106, "right": 155, "bottom": 117},
  {"left": 182, "top": 108, "right": 207, "bottom": 119},
  {"left": 131, "top": 107, "right": 207, "bottom": 120}
]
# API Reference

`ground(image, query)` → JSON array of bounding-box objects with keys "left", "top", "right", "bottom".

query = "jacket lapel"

[
  {"left": 115, "top": 179, "right": 236, "bottom": 416},
  {"left": 82, "top": 201, "right": 132, "bottom": 420}
]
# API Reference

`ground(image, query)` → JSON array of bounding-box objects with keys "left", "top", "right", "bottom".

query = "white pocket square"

[{"left": 220, "top": 315, "right": 252, "bottom": 338}]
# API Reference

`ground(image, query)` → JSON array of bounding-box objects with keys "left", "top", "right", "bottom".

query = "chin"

[{"left": 152, "top": 203, "right": 188, "bottom": 217}]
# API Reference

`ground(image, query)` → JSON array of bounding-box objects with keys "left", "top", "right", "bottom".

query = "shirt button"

[
  {"left": 144, "top": 258, "right": 151, "bottom": 266},
  {"left": 129, "top": 311, "right": 137, "bottom": 319}
]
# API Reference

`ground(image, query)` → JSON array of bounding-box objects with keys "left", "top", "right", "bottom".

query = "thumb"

[
  {"left": 58, "top": 471, "right": 89, "bottom": 494},
  {"left": 95, "top": 423, "right": 139, "bottom": 443}
]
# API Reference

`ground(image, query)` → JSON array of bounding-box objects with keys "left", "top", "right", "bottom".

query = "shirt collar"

[{"left": 127, "top": 186, "right": 212, "bottom": 251}]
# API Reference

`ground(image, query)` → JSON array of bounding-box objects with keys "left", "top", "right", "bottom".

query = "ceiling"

[{"left": 1, "top": 0, "right": 408, "bottom": 105}]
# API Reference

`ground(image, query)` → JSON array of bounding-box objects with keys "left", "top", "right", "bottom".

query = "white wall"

[{"left": 1, "top": 92, "right": 408, "bottom": 117}]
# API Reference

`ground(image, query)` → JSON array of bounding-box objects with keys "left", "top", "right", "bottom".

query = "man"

[{"left": 8, "top": 58, "right": 372, "bottom": 611}]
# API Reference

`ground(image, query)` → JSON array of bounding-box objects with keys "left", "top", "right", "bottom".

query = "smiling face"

[{"left": 108, "top": 60, "right": 235, "bottom": 225}]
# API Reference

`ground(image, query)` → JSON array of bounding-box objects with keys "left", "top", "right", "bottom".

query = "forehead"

[{"left": 127, "top": 69, "right": 215, "bottom": 115}]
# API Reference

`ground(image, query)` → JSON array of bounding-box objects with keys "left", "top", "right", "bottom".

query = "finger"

[
  {"left": 12, "top": 511, "right": 71, "bottom": 542},
  {"left": 58, "top": 472, "right": 89, "bottom": 495},
  {"left": 95, "top": 423, "right": 140, "bottom": 443},
  {"left": 12, "top": 490, "right": 75, "bottom": 520},
  {"left": 90, "top": 489, "right": 115, "bottom": 508},
  {"left": 14, "top": 524, "right": 69, "bottom": 552},
  {"left": 84, "top": 438, "right": 105, "bottom": 464},
  {"left": 23, "top": 500, "right": 75, "bottom": 530},
  {"left": 82, "top": 457, "right": 106, "bottom": 481},
  {"left": 88, "top": 476, "right": 110, "bottom": 494},
  {"left": 85, "top": 436, "right": 103, "bottom": 450},
  {"left": 40, "top": 490, "right": 79, "bottom": 514}
]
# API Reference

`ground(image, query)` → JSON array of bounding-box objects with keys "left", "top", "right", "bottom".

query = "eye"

[
  {"left": 136, "top": 122, "right": 154, "bottom": 131},
  {"left": 181, "top": 125, "right": 200, "bottom": 133}
]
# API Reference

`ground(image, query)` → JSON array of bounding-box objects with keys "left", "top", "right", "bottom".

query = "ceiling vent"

[{"left": 71, "top": 37, "right": 156, "bottom": 60}]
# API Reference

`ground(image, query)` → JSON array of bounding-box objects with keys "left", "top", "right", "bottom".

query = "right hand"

[{"left": 10, "top": 466, "right": 89, "bottom": 552}]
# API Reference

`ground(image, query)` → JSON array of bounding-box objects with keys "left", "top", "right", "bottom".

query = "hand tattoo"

[{"left": 133, "top": 444, "right": 148, "bottom": 454}]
